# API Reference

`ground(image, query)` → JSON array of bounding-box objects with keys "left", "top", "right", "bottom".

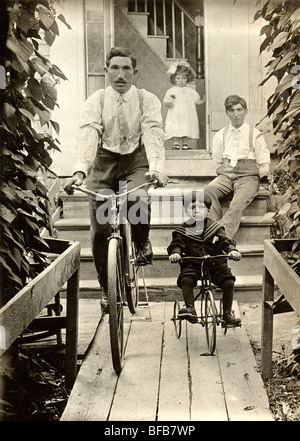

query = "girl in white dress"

[{"left": 163, "top": 62, "right": 205, "bottom": 150}]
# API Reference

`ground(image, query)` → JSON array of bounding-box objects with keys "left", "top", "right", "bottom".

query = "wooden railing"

[{"left": 128, "top": 0, "right": 204, "bottom": 78}]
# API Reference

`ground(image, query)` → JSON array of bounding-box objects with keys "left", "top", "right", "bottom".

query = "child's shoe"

[
  {"left": 182, "top": 144, "right": 192, "bottom": 150},
  {"left": 178, "top": 305, "right": 197, "bottom": 323},
  {"left": 222, "top": 310, "right": 241, "bottom": 327},
  {"left": 172, "top": 144, "right": 180, "bottom": 150}
]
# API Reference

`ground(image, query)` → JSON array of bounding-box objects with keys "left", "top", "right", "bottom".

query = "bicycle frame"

[
  {"left": 172, "top": 255, "right": 231, "bottom": 354},
  {"left": 71, "top": 180, "right": 157, "bottom": 373}
]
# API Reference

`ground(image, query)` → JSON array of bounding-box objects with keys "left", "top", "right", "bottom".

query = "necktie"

[
  {"left": 230, "top": 129, "right": 239, "bottom": 167},
  {"left": 117, "top": 94, "right": 130, "bottom": 154}
]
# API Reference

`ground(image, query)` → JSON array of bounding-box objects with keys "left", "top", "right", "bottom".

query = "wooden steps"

[{"left": 55, "top": 181, "right": 272, "bottom": 301}]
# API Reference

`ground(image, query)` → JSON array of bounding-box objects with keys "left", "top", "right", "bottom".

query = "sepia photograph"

[{"left": 0, "top": 0, "right": 300, "bottom": 425}]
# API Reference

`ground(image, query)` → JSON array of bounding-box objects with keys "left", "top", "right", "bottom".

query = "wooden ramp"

[{"left": 61, "top": 302, "right": 273, "bottom": 421}]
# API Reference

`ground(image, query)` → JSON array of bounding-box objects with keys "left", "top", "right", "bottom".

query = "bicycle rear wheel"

[
  {"left": 204, "top": 289, "right": 217, "bottom": 354},
  {"left": 122, "top": 221, "right": 139, "bottom": 314},
  {"left": 107, "top": 238, "right": 125, "bottom": 374}
]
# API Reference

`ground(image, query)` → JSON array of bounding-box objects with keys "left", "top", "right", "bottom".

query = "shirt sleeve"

[
  {"left": 253, "top": 130, "right": 270, "bottom": 177},
  {"left": 167, "top": 232, "right": 186, "bottom": 256},
  {"left": 72, "top": 90, "right": 104, "bottom": 176},
  {"left": 140, "top": 90, "right": 165, "bottom": 174},
  {"left": 211, "top": 129, "right": 224, "bottom": 164}
]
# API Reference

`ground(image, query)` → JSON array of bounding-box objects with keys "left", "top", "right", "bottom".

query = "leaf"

[
  {"left": 275, "top": 74, "right": 294, "bottom": 95},
  {"left": 289, "top": 159, "right": 300, "bottom": 176},
  {"left": 292, "top": 240, "right": 300, "bottom": 253},
  {"left": 44, "top": 29, "right": 56, "bottom": 47},
  {"left": 275, "top": 52, "right": 294, "bottom": 71},
  {"left": 49, "top": 20, "right": 60, "bottom": 36},
  {"left": 0, "top": 204, "right": 17, "bottom": 223},
  {"left": 259, "top": 212, "right": 276, "bottom": 222},
  {"left": 290, "top": 8, "right": 300, "bottom": 33},
  {"left": 27, "top": 78, "right": 43, "bottom": 101},
  {"left": 277, "top": 202, "right": 291, "bottom": 216},
  {"left": 269, "top": 32, "right": 289, "bottom": 50},
  {"left": 260, "top": 35, "right": 272, "bottom": 53},
  {"left": 50, "top": 120, "right": 60, "bottom": 135},
  {"left": 57, "top": 14, "right": 72, "bottom": 30},
  {"left": 37, "top": 7, "right": 54, "bottom": 30},
  {"left": 19, "top": 108, "right": 35, "bottom": 122}
]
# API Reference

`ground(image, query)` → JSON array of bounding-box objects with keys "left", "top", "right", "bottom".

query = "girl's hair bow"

[{"left": 167, "top": 60, "right": 191, "bottom": 75}]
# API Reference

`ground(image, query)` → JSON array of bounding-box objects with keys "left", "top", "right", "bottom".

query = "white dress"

[{"left": 163, "top": 85, "right": 201, "bottom": 140}]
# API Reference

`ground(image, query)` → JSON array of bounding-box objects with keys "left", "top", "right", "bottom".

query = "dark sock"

[
  {"left": 221, "top": 279, "right": 234, "bottom": 312},
  {"left": 181, "top": 276, "right": 195, "bottom": 307}
]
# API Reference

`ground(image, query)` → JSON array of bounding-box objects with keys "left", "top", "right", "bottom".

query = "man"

[
  {"left": 204, "top": 95, "right": 270, "bottom": 241},
  {"left": 64, "top": 47, "right": 167, "bottom": 303}
]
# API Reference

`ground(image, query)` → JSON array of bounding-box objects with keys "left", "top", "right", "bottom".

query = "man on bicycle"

[
  {"left": 168, "top": 192, "right": 242, "bottom": 326},
  {"left": 64, "top": 47, "right": 167, "bottom": 304}
]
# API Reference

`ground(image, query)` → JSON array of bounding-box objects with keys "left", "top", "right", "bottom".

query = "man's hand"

[
  {"left": 145, "top": 171, "right": 168, "bottom": 188},
  {"left": 228, "top": 250, "right": 242, "bottom": 261},
  {"left": 169, "top": 253, "right": 181, "bottom": 263},
  {"left": 63, "top": 172, "right": 85, "bottom": 195},
  {"left": 259, "top": 176, "right": 270, "bottom": 191}
]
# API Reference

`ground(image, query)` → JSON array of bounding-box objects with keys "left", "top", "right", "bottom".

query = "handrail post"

[{"left": 195, "top": 9, "right": 204, "bottom": 79}]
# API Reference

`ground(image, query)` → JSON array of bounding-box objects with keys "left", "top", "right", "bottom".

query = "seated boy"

[{"left": 167, "top": 192, "right": 242, "bottom": 326}]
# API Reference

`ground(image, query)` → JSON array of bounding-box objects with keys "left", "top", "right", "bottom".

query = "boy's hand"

[
  {"left": 169, "top": 253, "right": 181, "bottom": 263},
  {"left": 229, "top": 250, "right": 242, "bottom": 261}
]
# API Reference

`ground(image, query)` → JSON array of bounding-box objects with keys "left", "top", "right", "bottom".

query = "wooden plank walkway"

[{"left": 61, "top": 301, "right": 273, "bottom": 421}]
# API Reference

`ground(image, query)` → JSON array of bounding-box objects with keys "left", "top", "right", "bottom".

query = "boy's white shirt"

[{"left": 212, "top": 122, "right": 270, "bottom": 176}]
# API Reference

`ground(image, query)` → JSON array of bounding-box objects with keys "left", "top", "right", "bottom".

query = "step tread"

[
  {"left": 66, "top": 274, "right": 262, "bottom": 291},
  {"left": 79, "top": 243, "right": 264, "bottom": 259},
  {"left": 54, "top": 215, "right": 274, "bottom": 229},
  {"left": 59, "top": 186, "right": 269, "bottom": 201}
]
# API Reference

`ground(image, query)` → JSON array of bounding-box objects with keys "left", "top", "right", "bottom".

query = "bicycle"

[
  {"left": 71, "top": 180, "right": 157, "bottom": 374},
  {"left": 171, "top": 255, "right": 241, "bottom": 355}
]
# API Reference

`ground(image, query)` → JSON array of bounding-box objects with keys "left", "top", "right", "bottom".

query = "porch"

[{"left": 60, "top": 301, "right": 273, "bottom": 421}]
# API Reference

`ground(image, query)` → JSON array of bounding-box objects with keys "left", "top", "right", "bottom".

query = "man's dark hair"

[
  {"left": 224, "top": 95, "right": 247, "bottom": 111},
  {"left": 106, "top": 47, "right": 137, "bottom": 69}
]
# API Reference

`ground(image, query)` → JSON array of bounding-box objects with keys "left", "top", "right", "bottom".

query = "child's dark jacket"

[{"left": 167, "top": 217, "right": 238, "bottom": 259}]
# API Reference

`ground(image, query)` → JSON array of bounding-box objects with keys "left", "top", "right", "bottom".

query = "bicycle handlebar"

[
  {"left": 180, "top": 254, "right": 231, "bottom": 262},
  {"left": 71, "top": 180, "right": 158, "bottom": 200}
]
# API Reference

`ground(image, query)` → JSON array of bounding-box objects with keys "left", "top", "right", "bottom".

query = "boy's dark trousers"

[{"left": 180, "top": 276, "right": 235, "bottom": 312}]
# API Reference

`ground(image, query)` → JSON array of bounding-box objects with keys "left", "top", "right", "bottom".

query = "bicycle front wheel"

[
  {"left": 173, "top": 300, "right": 182, "bottom": 339},
  {"left": 122, "top": 221, "right": 139, "bottom": 314},
  {"left": 107, "top": 238, "right": 125, "bottom": 374},
  {"left": 204, "top": 289, "right": 217, "bottom": 354}
]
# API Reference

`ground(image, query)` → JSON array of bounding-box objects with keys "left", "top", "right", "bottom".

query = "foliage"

[
  {"left": 0, "top": 0, "right": 70, "bottom": 306},
  {"left": 253, "top": 1, "right": 300, "bottom": 246}
]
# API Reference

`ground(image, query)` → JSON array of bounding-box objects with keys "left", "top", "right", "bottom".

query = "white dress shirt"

[
  {"left": 212, "top": 122, "right": 270, "bottom": 176},
  {"left": 73, "top": 85, "right": 165, "bottom": 176}
]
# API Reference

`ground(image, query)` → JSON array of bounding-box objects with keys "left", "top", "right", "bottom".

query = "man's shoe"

[
  {"left": 222, "top": 310, "right": 241, "bottom": 327},
  {"left": 178, "top": 305, "right": 198, "bottom": 324},
  {"left": 100, "top": 291, "right": 109, "bottom": 313},
  {"left": 136, "top": 239, "right": 153, "bottom": 265}
]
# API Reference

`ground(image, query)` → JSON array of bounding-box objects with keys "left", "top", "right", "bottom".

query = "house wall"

[
  {"left": 205, "top": 0, "right": 276, "bottom": 150},
  {"left": 49, "top": 0, "right": 277, "bottom": 177},
  {"left": 50, "top": 0, "right": 86, "bottom": 177}
]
